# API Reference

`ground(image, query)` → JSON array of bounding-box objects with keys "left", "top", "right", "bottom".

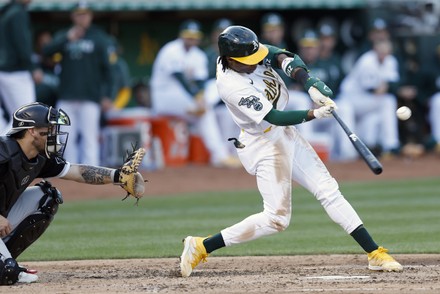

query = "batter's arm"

[
  {"left": 277, "top": 53, "right": 335, "bottom": 104},
  {"left": 264, "top": 108, "right": 314, "bottom": 126}
]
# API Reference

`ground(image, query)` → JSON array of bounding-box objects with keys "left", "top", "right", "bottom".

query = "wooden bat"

[{"left": 332, "top": 110, "right": 383, "bottom": 175}]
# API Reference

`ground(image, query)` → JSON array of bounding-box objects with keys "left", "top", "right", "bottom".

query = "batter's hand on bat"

[
  {"left": 313, "top": 104, "right": 336, "bottom": 119},
  {"left": 308, "top": 87, "right": 336, "bottom": 107},
  {"left": 305, "top": 77, "right": 334, "bottom": 106}
]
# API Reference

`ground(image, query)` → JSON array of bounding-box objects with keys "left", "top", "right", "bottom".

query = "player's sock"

[
  {"left": 350, "top": 225, "right": 379, "bottom": 253},
  {"left": 203, "top": 233, "right": 225, "bottom": 253}
]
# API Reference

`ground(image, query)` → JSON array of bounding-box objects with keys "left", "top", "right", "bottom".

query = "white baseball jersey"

[
  {"left": 216, "top": 60, "right": 363, "bottom": 247},
  {"left": 150, "top": 39, "right": 208, "bottom": 115},
  {"left": 216, "top": 62, "right": 288, "bottom": 135},
  {"left": 337, "top": 49, "right": 400, "bottom": 156},
  {"left": 150, "top": 39, "right": 235, "bottom": 165},
  {"left": 340, "top": 50, "right": 399, "bottom": 94}
]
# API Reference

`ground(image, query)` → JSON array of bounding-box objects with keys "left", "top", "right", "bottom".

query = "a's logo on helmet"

[
  {"left": 18, "top": 121, "right": 25, "bottom": 127},
  {"left": 252, "top": 40, "right": 258, "bottom": 51}
]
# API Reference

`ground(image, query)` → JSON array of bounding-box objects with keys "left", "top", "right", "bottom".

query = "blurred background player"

[
  {"left": 0, "top": 0, "right": 36, "bottom": 135},
  {"left": 337, "top": 39, "right": 400, "bottom": 160},
  {"left": 107, "top": 36, "right": 132, "bottom": 110},
  {"left": 203, "top": 18, "right": 240, "bottom": 156},
  {"left": 32, "top": 29, "right": 60, "bottom": 107},
  {"left": 150, "top": 19, "right": 240, "bottom": 168},
  {"left": 42, "top": 1, "right": 114, "bottom": 165},
  {"left": 259, "top": 13, "right": 291, "bottom": 88}
]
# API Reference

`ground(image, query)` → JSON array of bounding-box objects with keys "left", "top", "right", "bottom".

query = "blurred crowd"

[{"left": 1, "top": 0, "right": 440, "bottom": 168}]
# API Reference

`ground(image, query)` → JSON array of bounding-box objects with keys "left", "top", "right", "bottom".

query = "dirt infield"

[
  {"left": 8, "top": 155, "right": 440, "bottom": 293},
  {"left": 8, "top": 255, "right": 440, "bottom": 293}
]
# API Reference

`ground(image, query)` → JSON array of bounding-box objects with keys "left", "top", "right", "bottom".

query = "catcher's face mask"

[{"left": 44, "top": 107, "right": 71, "bottom": 158}]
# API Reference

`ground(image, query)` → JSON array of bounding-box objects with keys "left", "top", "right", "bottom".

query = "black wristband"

[
  {"left": 295, "top": 68, "right": 310, "bottom": 86},
  {"left": 113, "top": 169, "right": 121, "bottom": 183}
]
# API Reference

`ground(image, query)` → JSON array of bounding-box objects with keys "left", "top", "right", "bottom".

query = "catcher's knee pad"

[
  {"left": 6, "top": 181, "right": 63, "bottom": 259},
  {"left": 0, "top": 257, "right": 21, "bottom": 285}
]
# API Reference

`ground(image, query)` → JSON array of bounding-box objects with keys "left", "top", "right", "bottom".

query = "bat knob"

[{"left": 373, "top": 167, "right": 383, "bottom": 175}]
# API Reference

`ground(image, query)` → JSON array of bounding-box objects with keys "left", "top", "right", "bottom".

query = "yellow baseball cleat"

[
  {"left": 180, "top": 236, "right": 209, "bottom": 277},
  {"left": 367, "top": 246, "right": 403, "bottom": 272}
]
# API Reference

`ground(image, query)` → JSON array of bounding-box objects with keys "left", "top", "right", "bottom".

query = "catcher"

[{"left": 0, "top": 102, "right": 146, "bottom": 285}]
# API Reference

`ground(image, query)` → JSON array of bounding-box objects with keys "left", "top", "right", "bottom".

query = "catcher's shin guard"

[{"left": 5, "top": 181, "right": 63, "bottom": 259}]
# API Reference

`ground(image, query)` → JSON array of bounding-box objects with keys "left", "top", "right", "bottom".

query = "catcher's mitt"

[{"left": 117, "top": 146, "right": 147, "bottom": 205}]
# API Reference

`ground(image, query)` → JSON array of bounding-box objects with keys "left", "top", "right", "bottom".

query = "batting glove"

[
  {"left": 305, "top": 77, "right": 334, "bottom": 106},
  {"left": 309, "top": 87, "right": 337, "bottom": 106},
  {"left": 313, "top": 103, "right": 337, "bottom": 119}
]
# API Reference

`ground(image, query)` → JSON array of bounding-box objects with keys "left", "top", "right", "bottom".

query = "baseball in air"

[{"left": 396, "top": 106, "right": 412, "bottom": 121}]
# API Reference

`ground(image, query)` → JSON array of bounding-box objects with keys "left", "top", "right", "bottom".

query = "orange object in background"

[
  {"left": 188, "top": 135, "right": 210, "bottom": 164},
  {"left": 312, "top": 143, "right": 329, "bottom": 162},
  {"left": 106, "top": 108, "right": 151, "bottom": 127},
  {"left": 102, "top": 109, "right": 153, "bottom": 168},
  {"left": 150, "top": 116, "right": 189, "bottom": 167}
]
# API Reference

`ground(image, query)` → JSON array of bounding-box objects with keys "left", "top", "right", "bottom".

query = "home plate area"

[{"left": 7, "top": 254, "right": 440, "bottom": 294}]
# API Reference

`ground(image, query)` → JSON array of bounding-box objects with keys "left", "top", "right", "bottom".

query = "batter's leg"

[
  {"left": 290, "top": 130, "right": 363, "bottom": 234},
  {"left": 221, "top": 134, "right": 294, "bottom": 246}
]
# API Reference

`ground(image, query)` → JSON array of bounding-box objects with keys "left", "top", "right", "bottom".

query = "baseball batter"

[{"left": 179, "top": 26, "right": 403, "bottom": 277}]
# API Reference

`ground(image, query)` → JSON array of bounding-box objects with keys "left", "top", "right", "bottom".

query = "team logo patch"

[
  {"left": 21, "top": 175, "right": 30, "bottom": 186},
  {"left": 238, "top": 96, "right": 263, "bottom": 111},
  {"left": 349, "top": 134, "right": 358, "bottom": 142}
]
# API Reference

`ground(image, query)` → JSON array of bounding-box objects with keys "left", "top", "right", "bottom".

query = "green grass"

[{"left": 18, "top": 177, "right": 440, "bottom": 262}]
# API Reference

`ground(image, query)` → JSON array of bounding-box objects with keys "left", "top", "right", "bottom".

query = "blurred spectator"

[
  {"left": 205, "top": 18, "right": 232, "bottom": 80},
  {"left": 0, "top": 0, "right": 36, "bottom": 134},
  {"left": 284, "top": 30, "right": 318, "bottom": 141},
  {"left": 260, "top": 12, "right": 287, "bottom": 48},
  {"left": 150, "top": 19, "right": 240, "bottom": 168},
  {"left": 42, "top": 0, "right": 114, "bottom": 165},
  {"left": 32, "top": 30, "right": 60, "bottom": 107},
  {"left": 287, "top": 29, "right": 343, "bottom": 159},
  {"left": 203, "top": 18, "right": 240, "bottom": 156},
  {"left": 108, "top": 37, "right": 132, "bottom": 110},
  {"left": 318, "top": 24, "right": 344, "bottom": 94},
  {"left": 130, "top": 80, "right": 151, "bottom": 109},
  {"left": 337, "top": 39, "right": 400, "bottom": 160},
  {"left": 356, "top": 17, "right": 391, "bottom": 59},
  {"left": 260, "top": 12, "right": 292, "bottom": 88}
]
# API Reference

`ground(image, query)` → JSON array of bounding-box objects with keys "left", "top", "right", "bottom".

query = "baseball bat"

[{"left": 332, "top": 110, "right": 383, "bottom": 175}]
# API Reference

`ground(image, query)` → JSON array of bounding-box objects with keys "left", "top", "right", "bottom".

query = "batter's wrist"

[{"left": 306, "top": 109, "right": 315, "bottom": 121}]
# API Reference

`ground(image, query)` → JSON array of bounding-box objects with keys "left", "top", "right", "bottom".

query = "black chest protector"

[{"left": 0, "top": 137, "right": 46, "bottom": 217}]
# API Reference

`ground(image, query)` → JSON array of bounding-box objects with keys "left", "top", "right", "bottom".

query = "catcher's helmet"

[
  {"left": 218, "top": 25, "right": 268, "bottom": 65},
  {"left": 7, "top": 102, "right": 71, "bottom": 158}
]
